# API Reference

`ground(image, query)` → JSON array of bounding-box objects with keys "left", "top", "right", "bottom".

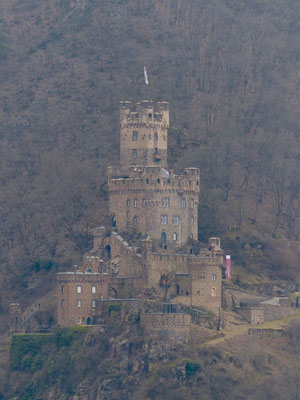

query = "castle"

[{"left": 57, "top": 100, "right": 225, "bottom": 329}]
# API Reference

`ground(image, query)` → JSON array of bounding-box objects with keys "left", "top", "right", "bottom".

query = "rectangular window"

[
  {"left": 161, "top": 215, "right": 167, "bottom": 225},
  {"left": 132, "top": 149, "right": 137, "bottom": 159},
  {"left": 212, "top": 274, "right": 217, "bottom": 282},
  {"left": 92, "top": 286, "right": 96, "bottom": 294},
  {"left": 142, "top": 199, "right": 146, "bottom": 208},
  {"left": 190, "top": 199, "right": 194, "bottom": 209},
  {"left": 172, "top": 216, "right": 180, "bottom": 225},
  {"left": 154, "top": 132, "right": 158, "bottom": 141},
  {"left": 77, "top": 286, "right": 82, "bottom": 294},
  {"left": 134, "top": 198, "right": 137, "bottom": 208},
  {"left": 162, "top": 197, "right": 169, "bottom": 207},
  {"left": 61, "top": 299, "right": 64, "bottom": 308},
  {"left": 181, "top": 198, "right": 186, "bottom": 208},
  {"left": 77, "top": 300, "right": 82, "bottom": 308},
  {"left": 92, "top": 300, "right": 96, "bottom": 308},
  {"left": 132, "top": 131, "right": 138, "bottom": 141},
  {"left": 76, "top": 317, "right": 81, "bottom": 324},
  {"left": 154, "top": 147, "right": 158, "bottom": 154},
  {"left": 61, "top": 286, "right": 64, "bottom": 294},
  {"left": 133, "top": 216, "right": 137, "bottom": 225},
  {"left": 126, "top": 211, "right": 130, "bottom": 218},
  {"left": 127, "top": 199, "right": 130, "bottom": 207},
  {"left": 191, "top": 216, "right": 194, "bottom": 226}
]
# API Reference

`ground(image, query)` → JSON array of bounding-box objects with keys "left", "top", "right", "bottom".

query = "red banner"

[{"left": 226, "top": 255, "right": 231, "bottom": 279}]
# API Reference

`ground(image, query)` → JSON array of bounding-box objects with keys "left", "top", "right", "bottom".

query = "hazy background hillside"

[{"left": 0, "top": 0, "right": 299, "bottom": 305}]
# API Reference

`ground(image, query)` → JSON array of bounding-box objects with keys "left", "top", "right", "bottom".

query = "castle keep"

[{"left": 57, "top": 100, "right": 225, "bottom": 330}]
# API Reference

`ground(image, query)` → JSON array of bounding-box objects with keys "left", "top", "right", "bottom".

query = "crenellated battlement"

[{"left": 120, "top": 100, "right": 169, "bottom": 126}]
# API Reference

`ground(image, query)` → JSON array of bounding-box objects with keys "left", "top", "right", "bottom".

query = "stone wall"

[
  {"left": 237, "top": 307, "right": 264, "bottom": 324},
  {"left": 140, "top": 312, "right": 191, "bottom": 342},
  {"left": 261, "top": 304, "right": 300, "bottom": 321},
  {"left": 248, "top": 328, "right": 283, "bottom": 338}
]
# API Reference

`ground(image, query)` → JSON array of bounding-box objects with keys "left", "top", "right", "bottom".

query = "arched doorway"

[
  {"left": 104, "top": 245, "right": 111, "bottom": 260},
  {"left": 161, "top": 232, "right": 166, "bottom": 244},
  {"left": 109, "top": 287, "right": 117, "bottom": 299},
  {"left": 86, "top": 317, "right": 91, "bottom": 325}
]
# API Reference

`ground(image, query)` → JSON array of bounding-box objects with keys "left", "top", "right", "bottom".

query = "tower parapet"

[{"left": 119, "top": 100, "right": 169, "bottom": 168}]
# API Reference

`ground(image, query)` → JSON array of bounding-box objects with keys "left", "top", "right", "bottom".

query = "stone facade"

[
  {"left": 57, "top": 271, "right": 108, "bottom": 327},
  {"left": 119, "top": 100, "right": 169, "bottom": 167},
  {"left": 140, "top": 312, "right": 191, "bottom": 342}
]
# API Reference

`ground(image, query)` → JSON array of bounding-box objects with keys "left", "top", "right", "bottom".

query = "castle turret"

[{"left": 119, "top": 100, "right": 169, "bottom": 168}]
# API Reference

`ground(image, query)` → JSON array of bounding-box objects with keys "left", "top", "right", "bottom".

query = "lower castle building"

[{"left": 57, "top": 100, "right": 225, "bottom": 328}]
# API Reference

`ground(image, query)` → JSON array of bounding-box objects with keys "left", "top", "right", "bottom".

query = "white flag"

[{"left": 144, "top": 66, "right": 149, "bottom": 85}]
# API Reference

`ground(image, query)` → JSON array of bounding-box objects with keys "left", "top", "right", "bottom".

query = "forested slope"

[{"left": 0, "top": 0, "right": 299, "bottom": 302}]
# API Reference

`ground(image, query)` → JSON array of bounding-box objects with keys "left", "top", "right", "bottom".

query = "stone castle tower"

[
  {"left": 108, "top": 100, "right": 200, "bottom": 249},
  {"left": 56, "top": 99, "right": 224, "bottom": 328}
]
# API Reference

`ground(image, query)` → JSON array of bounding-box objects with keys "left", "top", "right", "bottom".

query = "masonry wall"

[
  {"left": 140, "top": 312, "right": 191, "bottom": 342},
  {"left": 108, "top": 167, "right": 200, "bottom": 248},
  {"left": 261, "top": 304, "right": 300, "bottom": 321},
  {"left": 120, "top": 101, "right": 169, "bottom": 167},
  {"left": 145, "top": 252, "right": 222, "bottom": 313},
  {"left": 57, "top": 272, "right": 108, "bottom": 327},
  {"left": 237, "top": 307, "right": 264, "bottom": 324}
]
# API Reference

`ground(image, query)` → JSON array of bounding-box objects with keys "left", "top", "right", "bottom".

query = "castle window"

[
  {"left": 186, "top": 291, "right": 189, "bottom": 296},
  {"left": 92, "top": 300, "right": 96, "bottom": 308},
  {"left": 196, "top": 181, "right": 199, "bottom": 186},
  {"left": 61, "top": 299, "right": 64, "bottom": 308},
  {"left": 127, "top": 211, "right": 130, "bottom": 218},
  {"left": 162, "top": 197, "right": 169, "bottom": 207},
  {"left": 172, "top": 216, "right": 180, "bottom": 225},
  {"left": 133, "top": 216, "right": 137, "bottom": 225},
  {"left": 92, "top": 286, "right": 96, "bottom": 294},
  {"left": 154, "top": 147, "right": 158, "bottom": 154},
  {"left": 154, "top": 132, "right": 158, "bottom": 141},
  {"left": 77, "top": 300, "right": 82, "bottom": 308},
  {"left": 148, "top": 113, "right": 152, "bottom": 119},
  {"left": 161, "top": 215, "right": 167, "bottom": 225},
  {"left": 61, "top": 286, "right": 64, "bottom": 294},
  {"left": 132, "top": 131, "right": 138, "bottom": 141},
  {"left": 191, "top": 217, "right": 194, "bottom": 226},
  {"left": 212, "top": 274, "right": 217, "bottom": 282},
  {"left": 76, "top": 317, "right": 81, "bottom": 324},
  {"left": 181, "top": 198, "right": 186, "bottom": 208},
  {"left": 197, "top": 290, "right": 200, "bottom": 296},
  {"left": 157, "top": 178, "right": 160, "bottom": 183},
  {"left": 190, "top": 199, "right": 194, "bottom": 209},
  {"left": 142, "top": 199, "right": 146, "bottom": 208},
  {"left": 134, "top": 198, "right": 137, "bottom": 208},
  {"left": 77, "top": 286, "right": 82, "bottom": 294},
  {"left": 127, "top": 199, "right": 130, "bottom": 207},
  {"left": 132, "top": 149, "right": 137, "bottom": 159},
  {"left": 212, "top": 287, "right": 216, "bottom": 297},
  {"left": 176, "top": 285, "right": 180, "bottom": 295},
  {"left": 146, "top": 179, "right": 149, "bottom": 184},
  {"left": 190, "top": 233, "right": 193, "bottom": 239},
  {"left": 173, "top": 232, "right": 178, "bottom": 241}
]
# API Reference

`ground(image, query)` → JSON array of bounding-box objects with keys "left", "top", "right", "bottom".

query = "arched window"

[
  {"left": 212, "top": 287, "right": 216, "bottom": 297},
  {"left": 186, "top": 291, "right": 189, "bottom": 296},
  {"left": 191, "top": 216, "right": 194, "bottom": 226},
  {"left": 142, "top": 199, "right": 146, "bottom": 208},
  {"left": 134, "top": 198, "right": 137, "bottom": 208},
  {"left": 197, "top": 290, "right": 200, "bottom": 296},
  {"left": 132, "top": 149, "right": 137, "bottom": 159},
  {"left": 173, "top": 232, "right": 177, "bottom": 241},
  {"left": 127, "top": 199, "right": 130, "bottom": 207},
  {"left": 161, "top": 232, "right": 166, "bottom": 243},
  {"left": 133, "top": 216, "right": 137, "bottom": 225},
  {"left": 154, "top": 132, "right": 158, "bottom": 141}
]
